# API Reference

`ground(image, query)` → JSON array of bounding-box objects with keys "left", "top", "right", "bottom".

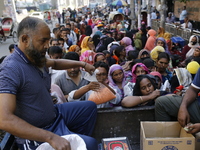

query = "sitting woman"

[
  {"left": 121, "top": 75, "right": 161, "bottom": 107},
  {"left": 68, "top": 45, "right": 81, "bottom": 56},
  {"left": 93, "top": 53, "right": 107, "bottom": 64},
  {"left": 155, "top": 37, "right": 170, "bottom": 54},
  {"left": 131, "top": 63, "right": 149, "bottom": 83},
  {"left": 123, "top": 63, "right": 149, "bottom": 97},
  {"left": 67, "top": 61, "right": 121, "bottom": 108},
  {"left": 80, "top": 36, "right": 95, "bottom": 54},
  {"left": 120, "top": 37, "right": 135, "bottom": 55},
  {"left": 108, "top": 64, "right": 127, "bottom": 101},
  {"left": 155, "top": 52, "right": 172, "bottom": 85}
]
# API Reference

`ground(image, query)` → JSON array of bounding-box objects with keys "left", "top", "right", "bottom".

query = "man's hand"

[
  {"left": 87, "top": 82, "right": 100, "bottom": 92},
  {"left": 178, "top": 105, "right": 190, "bottom": 127},
  {"left": 186, "top": 123, "right": 200, "bottom": 134},
  {"left": 84, "top": 63, "right": 95, "bottom": 75},
  {"left": 48, "top": 134, "right": 71, "bottom": 150}
]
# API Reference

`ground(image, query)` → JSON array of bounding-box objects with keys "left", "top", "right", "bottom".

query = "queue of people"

[{"left": 0, "top": 5, "right": 200, "bottom": 149}]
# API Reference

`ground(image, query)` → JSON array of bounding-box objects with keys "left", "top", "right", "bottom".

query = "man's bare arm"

[
  {"left": 46, "top": 58, "right": 95, "bottom": 75},
  {"left": 178, "top": 86, "right": 200, "bottom": 127},
  {"left": 0, "top": 93, "right": 71, "bottom": 150}
]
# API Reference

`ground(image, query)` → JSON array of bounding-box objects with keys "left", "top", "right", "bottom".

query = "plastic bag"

[
  {"left": 88, "top": 83, "right": 116, "bottom": 105},
  {"left": 36, "top": 134, "right": 87, "bottom": 150},
  {"left": 84, "top": 69, "right": 116, "bottom": 104}
]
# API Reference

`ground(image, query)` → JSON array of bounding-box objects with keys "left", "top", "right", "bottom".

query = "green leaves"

[{"left": 178, "top": 0, "right": 190, "bottom": 3}]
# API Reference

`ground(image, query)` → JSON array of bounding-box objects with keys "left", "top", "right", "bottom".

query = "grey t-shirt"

[{"left": 54, "top": 70, "right": 89, "bottom": 100}]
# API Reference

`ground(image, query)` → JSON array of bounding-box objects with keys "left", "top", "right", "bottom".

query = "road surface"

[{"left": 0, "top": 14, "right": 57, "bottom": 58}]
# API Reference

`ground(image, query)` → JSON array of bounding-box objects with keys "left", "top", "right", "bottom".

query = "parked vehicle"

[
  {"left": 0, "top": 17, "right": 17, "bottom": 44},
  {"left": 29, "top": 12, "right": 44, "bottom": 20}
]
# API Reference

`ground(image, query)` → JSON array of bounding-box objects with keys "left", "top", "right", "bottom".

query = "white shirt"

[{"left": 181, "top": 22, "right": 192, "bottom": 30}]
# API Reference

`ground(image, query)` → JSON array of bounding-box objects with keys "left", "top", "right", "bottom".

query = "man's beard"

[{"left": 25, "top": 43, "right": 47, "bottom": 68}]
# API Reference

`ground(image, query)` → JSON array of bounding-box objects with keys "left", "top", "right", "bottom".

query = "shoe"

[{"left": 3, "top": 37, "right": 6, "bottom": 41}]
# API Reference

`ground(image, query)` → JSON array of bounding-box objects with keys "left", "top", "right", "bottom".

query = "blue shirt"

[
  {"left": 0, "top": 46, "right": 56, "bottom": 128},
  {"left": 191, "top": 68, "right": 200, "bottom": 90}
]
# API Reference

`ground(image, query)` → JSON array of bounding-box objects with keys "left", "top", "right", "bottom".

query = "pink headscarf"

[
  {"left": 131, "top": 63, "right": 149, "bottom": 83},
  {"left": 121, "top": 37, "right": 134, "bottom": 54},
  {"left": 144, "top": 29, "right": 157, "bottom": 51},
  {"left": 150, "top": 71, "right": 162, "bottom": 82}
]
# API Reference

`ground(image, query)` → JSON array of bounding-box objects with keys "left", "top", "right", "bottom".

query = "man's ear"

[{"left": 21, "top": 34, "right": 30, "bottom": 44}]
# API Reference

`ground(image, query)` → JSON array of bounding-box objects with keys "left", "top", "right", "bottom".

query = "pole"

[
  {"left": 138, "top": 0, "right": 141, "bottom": 29},
  {"left": 147, "top": 0, "right": 151, "bottom": 27},
  {"left": 130, "top": 0, "right": 136, "bottom": 29},
  {"left": 160, "top": 0, "right": 166, "bottom": 28}
]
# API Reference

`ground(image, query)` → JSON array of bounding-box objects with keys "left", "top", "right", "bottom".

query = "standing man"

[
  {"left": 179, "top": 6, "right": 187, "bottom": 24},
  {"left": 65, "top": 23, "right": 77, "bottom": 45},
  {"left": 56, "top": 10, "right": 61, "bottom": 24},
  {"left": 0, "top": 17, "right": 98, "bottom": 150}
]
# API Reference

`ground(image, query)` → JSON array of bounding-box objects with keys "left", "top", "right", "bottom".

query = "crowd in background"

[{"left": 35, "top": 5, "right": 200, "bottom": 109}]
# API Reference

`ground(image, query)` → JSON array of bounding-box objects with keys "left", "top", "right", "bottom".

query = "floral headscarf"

[
  {"left": 80, "top": 50, "right": 96, "bottom": 65},
  {"left": 131, "top": 63, "right": 149, "bottom": 83},
  {"left": 108, "top": 64, "right": 126, "bottom": 87}
]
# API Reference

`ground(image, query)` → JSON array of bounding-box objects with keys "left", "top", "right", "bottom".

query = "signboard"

[{"left": 174, "top": 0, "right": 200, "bottom": 21}]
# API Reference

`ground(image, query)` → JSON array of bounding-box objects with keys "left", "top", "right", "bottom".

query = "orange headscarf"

[
  {"left": 81, "top": 36, "right": 91, "bottom": 54},
  {"left": 68, "top": 45, "right": 78, "bottom": 52},
  {"left": 157, "top": 27, "right": 165, "bottom": 38},
  {"left": 144, "top": 29, "right": 157, "bottom": 51}
]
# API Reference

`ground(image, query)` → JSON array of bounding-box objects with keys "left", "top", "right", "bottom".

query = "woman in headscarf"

[
  {"left": 80, "top": 50, "right": 96, "bottom": 65},
  {"left": 144, "top": 29, "right": 157, "bottom": 51},
  {"left": 157, "top": 27, "right": 165, "bottom": 38},
  {"left": 112, "top": 46, "right": 126, "bottom": 65},
  {"left": 108, "top": 64, "right": 127, "bottom": 101},
  {"left": 137, "top": 49, "right": 150, "bottom": 60},
  {"left": 164, "top": 32, "right": 172, "bottom": 52},
  {"left": 121, "top": 75, "right": 161, "bottom": 107},
  {"left": 80, "top": 36, "right": 95, "bottom": 54},
  {"left": 134, "top": 32, "right": 142, "bottom": 50},
  {"left": 92, "top": 34, "right": 101, "bottom": 49},
  {"left": 120, "top": 37, "right": 135, "bottom": 55},
  {"left": 93, "top": 53, "right": 107, "bottom": 64},
  {"left": 131, "top": 63, "right": 149, "bottom": 83},
  {"left": 140, "top": 27, "right": 148, "bottom": 49},
  {"left": 85, "top": 25, "right": 92, "bottom": 36},
  {"left": 68, "top": 45, "right": 81, "bottom": 56},
  {"left": 155, "top": 37, "right": 170, "bottom": 54}
]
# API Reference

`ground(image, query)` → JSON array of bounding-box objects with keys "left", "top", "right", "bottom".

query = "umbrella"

[{"left": 111, "top": 0, "right": 128, "bottom": 7}]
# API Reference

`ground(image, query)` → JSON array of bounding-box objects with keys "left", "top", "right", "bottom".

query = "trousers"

[
  {"left": 17, "top": 101, "right": 98, "bottom": 150},
  {"left": 155, "top": 95, "right": 200, "bottom": 123}
]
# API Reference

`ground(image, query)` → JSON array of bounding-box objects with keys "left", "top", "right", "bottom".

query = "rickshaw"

[{"left": 0, "top": 17, "right": 17, "bottom": 43}]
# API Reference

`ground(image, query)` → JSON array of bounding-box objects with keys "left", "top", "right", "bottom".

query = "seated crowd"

[{"left": 45, "top": 18, "right": 200, "bottom": 111}]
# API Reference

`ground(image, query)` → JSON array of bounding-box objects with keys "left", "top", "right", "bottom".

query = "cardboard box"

[
  {"left": 140, "top": 122, "right": 195, "bottom": 150},
  {"left": 102, "top": 137, "right": 132, "bottom": 150},
  {"left": 195, "top": 132, "right": 200, "bottom": 150}
]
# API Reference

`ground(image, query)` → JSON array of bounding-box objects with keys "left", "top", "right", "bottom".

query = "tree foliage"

[{"left": 178, "top": 0, "right": 190, "bottom": 3}]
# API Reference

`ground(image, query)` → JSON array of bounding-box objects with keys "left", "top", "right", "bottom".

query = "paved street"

[{"left": 0, "top": 14, "right": 57, "bottom": 58}]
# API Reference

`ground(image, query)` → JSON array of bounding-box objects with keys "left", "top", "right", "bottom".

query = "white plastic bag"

[{"left": 36, "top": 134, "right": 87, "bottom": 150}]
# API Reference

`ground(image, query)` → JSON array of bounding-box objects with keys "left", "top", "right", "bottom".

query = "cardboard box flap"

[{"left": 141, "top": 122, "right": 181, "bottom": 138}]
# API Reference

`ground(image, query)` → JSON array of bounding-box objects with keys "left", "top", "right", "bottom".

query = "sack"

[
  {"left": 88, "top": 83, "right": 116, "bottom": 105},
  {"left": 36, "top": 134, "right": 87, "bottom": 150}
]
